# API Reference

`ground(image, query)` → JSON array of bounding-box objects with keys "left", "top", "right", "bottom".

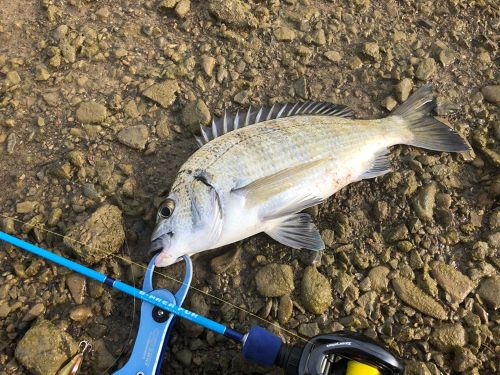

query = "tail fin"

[{"left": 392, "top": 84, "right": 470, "bottom": 152}]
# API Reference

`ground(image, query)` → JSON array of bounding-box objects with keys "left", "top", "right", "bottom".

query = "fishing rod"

[{"left": 0, "top": 231, "right": 404, "bottom": 375}]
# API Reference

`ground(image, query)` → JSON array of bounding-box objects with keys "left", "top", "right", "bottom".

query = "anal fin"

[
  {"left": 358, "top": 149, "right": 392, "bottom": 180},
  {"left": 265, "top": 213, "right": 325, "bottom": 251}
]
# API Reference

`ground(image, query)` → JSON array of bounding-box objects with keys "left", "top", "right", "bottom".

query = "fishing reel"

[{"left": 274, "top": 331, "right": 404, "bottom": 375}]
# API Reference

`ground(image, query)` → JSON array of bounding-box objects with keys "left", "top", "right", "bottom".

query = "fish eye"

[{"left": 158, "top": 198, "right": 175, "bottom": 219}]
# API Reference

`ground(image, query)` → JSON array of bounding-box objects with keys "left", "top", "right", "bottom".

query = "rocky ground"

[{"left": 0, "top": 0, "right": 499, "bottom": 374}]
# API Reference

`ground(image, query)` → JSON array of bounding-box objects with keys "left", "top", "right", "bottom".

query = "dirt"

[{"left": 0, "top": 1, "right": 498, "bottom": 374}]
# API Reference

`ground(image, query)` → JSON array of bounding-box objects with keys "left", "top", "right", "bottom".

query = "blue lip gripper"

[{"left": 113, "top": 254, "right": 192, "bottom": 375}]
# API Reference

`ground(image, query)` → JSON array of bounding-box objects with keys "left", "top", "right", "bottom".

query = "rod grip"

[{"left": 242, "top": 326, "right": 283, "bottom": 367}]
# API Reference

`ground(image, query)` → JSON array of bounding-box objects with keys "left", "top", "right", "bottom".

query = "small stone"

[
  {"left": 92, "top": 339, "right": 116, "bottom": 372},
  {"left": 156, "top": 116, "right": 173, "bottom": 140},
  {"left": 181, "top": 99, "right": 211, "bottom": 133},
  {"left": 210, "top": 247, "right": 241, "bottom": 274},
  {"left": 274, "top": 26, "right": 296, "bottom": 41},
  {"left": 293, "top": 76, "right": 308, "bottom": 99},
  {"left": 190, "top": 293, "right": 210, "bottom": 316},
  {"left": 430, "top": 262, "right": 474, "bottom": 304},
  {"left": 201, "top": 55, "right": 216, "bottom": 77},
  {"left": 382, "top": 96, "right": 398, "bottom": 111},
  {"left": 76, "top": 101, "right": 107, "bottom": 124},
  {"left": 386, "top": 223, "right": 408, "bottom": 242},
  {"left": 395, "top": 78, "right": 413, "bottom": 102},
  {"left": 255, "top": 263, "right": 294, "bottom": 297},
  {"left": 392, "top": 277, "right": 447, "bottom": 319},
  {"left": 363, "top": 42, "right": 380, "bottom": 60},
  {"left": 430, "top": 323, "right": 466, "bottom": 352},
  {"left": 208, "top": 0, "right": 258, "bottom": 29},
  {"left": 67, "top": 150, "right": 85, "bottom": 167},
  {"left": 69, "top": 305, "right": 92, "bottom": 322},
  {"left": 64, "top": 204, "right": 125, "bottom": 264},
  {"left": 66, "top": 273, "right": 86, "bottom": 304},
  {"left": 117, "top": 125, "right": 149, "bottom": 150},
  {"left": 312, "top": 29, "right": 326, "bottom": 46},
  {"left": 142, "top": 80, "right": 179, "bottom": 108},
  {"left": 404, "top": 361, "right": 432, "bottom": 375},
  {"left": 368, "top": 266, "right": 390, "bottom": 291},
  {"left": 0, "top": 301, "right": 10, "bottom": 318},
  {"left": 452, "top": 347, "right": 477, "bottom": 372},
  {"left": 22, "top": 303, "right": 45, "bottom": 321},
  {"left": 42, "top": 92, "right": 60, "bottom": 107},
  {"left": 481, "top": 85, "right": 500, "bottom": 104},
  {"left": 278, "top": 295, "right": 293, "bottom": 325},
  {"left": 15, "top": 320, "right": 78, "bottom": 375},
  {"left": 124, "top": 100, "right": 140, "bottom": 118},
  {"left": 16, "top": 201, "right": 38, "bottom": 214},
  {"left": 324, "top": 51, "right": 342, "bottom": 63},
  {"left": 298, "top": 322, "right": 320, "bottom": 337},
  {"left": 415, "top": 58, "right": 437, "bottom": 81},
  {"left": 301, "top": 266, "right": 333, "bottom": 314},
  {"left": 412, "top": 182, "right": 437, "bottom": 221},
  {"left": 477, "top": 276, "right": 500, "bottom": 309},
  {"left": 159, "top": 0, "right": 178, "bottom": 9},
  {"left": 438, "top": 48, "right": 456, "bottom": 66},
  {"left": 175, "top": 0, "right": 190, "bottom": 17},
  {"left": 175, "top": 349, "right": 192, "bottom": 366},
  {"left": 6, "top": 71, "right": 21, "bottom": 85},
  {"left": 349, "top": 56, "right": 363, "bottom": 69},
  {"left": 96, "top": 6, "right": 110, "bottom": 18},
  {"left": 35, "top": 65, "right": 50, "bottom": 81}
]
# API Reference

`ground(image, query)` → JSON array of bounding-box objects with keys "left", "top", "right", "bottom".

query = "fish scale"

[{"left": 150, "top": 85, "right": 470, "bottom": 267}]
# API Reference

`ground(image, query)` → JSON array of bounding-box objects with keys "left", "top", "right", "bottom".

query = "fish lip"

[{"left": 148, "top": 238, "right": 164, "bottom": 255}]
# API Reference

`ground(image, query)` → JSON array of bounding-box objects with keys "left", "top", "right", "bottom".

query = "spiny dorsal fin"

[{"left": 196, "top": 101, "right": 354, "bottom": 146}]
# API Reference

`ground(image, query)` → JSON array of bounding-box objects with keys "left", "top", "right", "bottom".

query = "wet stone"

[
  {"left": 415, "top": 58, "right": 436, "bottom": 80},
  {"left": 175, "top": 349, "right": 192, "bottom": 366},
  {"left": 255, "top": 263, "right": 294, "bottom": 297},
  {"left": 66, "top": 273, "right": 86, "bottom": 304},
  {"left": 181, "top": 99, "right": 211, "bottom": 133},
  {"left": 477, "top": 276, "right": 500, "bottom": 309},
  {"left": 301, "top": 266, "right": 333, "bottom": 314},
  {"left": 76, "top": 101, "right": 107, "bottom": 123},
  {"left": 117, "top": 125, "right": 149, "bottom": 150},
  {"left": 22, "top": 303, "right": 45, "bottom": 321},
  {"left": 412, "top": 182, "right": 437, "bottom": 221},
  {"left": 64, "top": 204, "right": 125, "bottom": 264},
  {"left": 430, "top": 262, "right": 474, "bottom": 304},
  {"left": 142, "top": 80, "right": 179, "bottom": 108},
  {"left": 392, "top": 277, "right": 447, "bottom": 319},
  {"left": 430, "top": 323, "right": 466, "bottom": 352},
  {"left": 15, "top": 320, "right": 78, "bottom": 375},
  {"left": 481, "top": 85, "right": 500, "bottom": 104}
]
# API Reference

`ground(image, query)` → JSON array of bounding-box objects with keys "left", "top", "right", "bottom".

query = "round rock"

[
  {"left": 430, "top": 323, "right": 466, "bottom": 352},
  {"left": 255, "top": 263, "right": 294, "bottom": 297},
  {"left": 481, "top": 85, "right": 500, "bottom": 104},
  {"left": 301, "top": 266, "right": 333, "bottom": 314}
]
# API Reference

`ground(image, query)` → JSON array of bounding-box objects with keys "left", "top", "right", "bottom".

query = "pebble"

[
  {"left": 15, "top": 320, "right": 78, "bottom": 375},
  {"left": 415, "top": 58, "right": 436, "bottom": 80},
  {"left": 255, "top": 263, "right": 294, "bottom": 297},
  {"left": 298, "top": 322, "right": 320, "bottom": 337},
  {"left": 300, "top": 266, "right": 333, "bottom": 314},
  {"left": 452, "top": 347, "right": 477, "bottom": 372},
  {"left": 363, "top": 42, "right": 380, "bottom": 60},
  {"left": 278, "top": 295, "right": 293, "bottom": 325},
  {"left": 0, "top": 301, "right": 10, "bottom": 318},
  {"left": 367, "top": 266, "right": 389, "bottom": 291},
  {"left": 438, "top": 48, "right": 456, "bottom": 66},
  {"left": 392, "top": 277, "right": 447, "bottom": 319},
  {"left": 481, "top": 85, "right": 500, "bottom": 104},
  {"left": 324, "top": 51, "right": 342, "bottom": 63},
  {"left": 69, "top": 305, "right": 92, "bottom": 322},
  {"left": 274, "top": 26, "right": 296, "bottom": 41},
  {"left": 142, "top": 80, "right": 179, "bottom": 108},
  {"left": 66, "top": 273, "right": 86, "bottom": 304},
  {"left": 181, "top": 99, "right": 211, "bottom": 133},
  {"left": 117, "top": 125, "right": 149, "bottom": 150},
  {"left": 156, "top": 116, "right": 173, "bottom": 140},
  {"left": 22, "top": 303, "right": 45, "bottom": 321},
  {"left": 395, "top": 78, "right": 413, "bottom": 102},
  {"left": 64, "top": 204, "right": 125, "bottom": 264},
  {"left": 477, "top": 276, "right": 500, "bottom": 309},
  {"left": 92, "top": 339, "right": 116, "bottom": 372},
  {"left": 412, "top": 182, "right": 437, "bottom": 221},
  {"left": 175, "top": 349, "right": 192, "bottom": 366},
  {"left": 67, "top": 150, "right": 85, "bottom": 167},
  {"left": 175, "top": 0, "right": 190, "bottom": 18},
  {"left": 210, "top": 247, "right": 241, "bottom": 274},
  {"left": 190, "top": 293, "right": 210, "bottom": 316},
  {"left": 430, "top": 323, "right": 466, "bottom": 352},
  {"left": 76, "top": 101, "right": 107, "bottom": 123},
  {"left": 312, "top": 29, "right": 326, "bottom": 46},
  {"left": 381, "top": 96, "right": 398, "bottom": 111},
  {"left": 124, "top": 100, "right": 140, "bottom": 118},
  {"left": 6, "top": 71, "right": 21, "bottom": 85},
  {"left": 208, "top": 0, "right": 258, "bottom": 29},
  {"left": 201, "top": 55, "right": 216, "bottom": 77},
  {"left": 430, "top": 262, "right": 474, "bottom": 304},
  {"left": 16, "top": 201, "right": 38, "bottom": 214}
]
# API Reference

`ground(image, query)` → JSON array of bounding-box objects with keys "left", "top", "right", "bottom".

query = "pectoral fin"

[{"left": 265, "top": 213, "right": 325, "bottom": 251}]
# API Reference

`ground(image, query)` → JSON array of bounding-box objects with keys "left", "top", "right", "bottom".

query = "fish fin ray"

[
  {"left": 265, "top": 213, "right": 325, "bottom": 251},
  {"left": 195, "top": 102, "right": 355, "bottom": 146},
  {"left": 358, "top": 149, "right": 392, "bottom": 180}
]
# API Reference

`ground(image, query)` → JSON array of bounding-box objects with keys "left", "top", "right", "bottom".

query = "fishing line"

[{"left": 0, "top": 212, "right": 309, "bottom": 344}]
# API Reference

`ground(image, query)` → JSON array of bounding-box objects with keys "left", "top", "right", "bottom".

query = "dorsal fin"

[{"left": 195, "top": 101, "right": 354, "bottom": 147}]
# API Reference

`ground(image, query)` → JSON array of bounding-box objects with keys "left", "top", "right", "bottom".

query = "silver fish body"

[{"left": 151, "top": 85, "right": 470, "bottom": 267}]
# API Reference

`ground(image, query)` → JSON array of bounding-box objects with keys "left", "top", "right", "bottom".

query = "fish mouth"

[{"left": 148, "top": 238, "right": 164, "bottom": 255}]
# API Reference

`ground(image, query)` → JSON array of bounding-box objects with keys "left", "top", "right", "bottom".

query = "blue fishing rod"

[{"left": 0, "top": 231, "right": 404, "bottom": 375}]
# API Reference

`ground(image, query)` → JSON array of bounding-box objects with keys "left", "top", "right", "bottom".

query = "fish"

[{"left": 149, "top": 84, "right": 470, "bottom": 267}]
